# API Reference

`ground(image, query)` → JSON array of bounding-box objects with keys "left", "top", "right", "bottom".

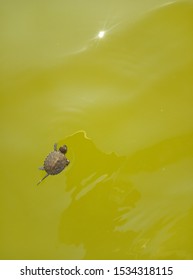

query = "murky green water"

[{"left": 1, "top": 0, "right": 193, "bottom": 259}]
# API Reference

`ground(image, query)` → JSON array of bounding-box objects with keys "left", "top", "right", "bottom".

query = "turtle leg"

[
  {"left": 39, "top": 166, "right": 45, "bottom": 170},
  {"left": 37, "top": 173, "right": 49, "bottom": 186},
  {"left": 54, "top": 143, "right": 57, "bottom": 151}
]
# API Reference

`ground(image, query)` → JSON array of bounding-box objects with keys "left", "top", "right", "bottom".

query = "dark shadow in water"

[
  {"left": 58, "top": 130, "right": 193, "bottom": 259},
  {"left": 59, "top": 131, "right": 140, "bottom": 259}
]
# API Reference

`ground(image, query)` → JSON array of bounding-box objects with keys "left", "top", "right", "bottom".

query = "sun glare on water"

[{"left": 97, "top": 30, "right": 106, "bottom": 39}]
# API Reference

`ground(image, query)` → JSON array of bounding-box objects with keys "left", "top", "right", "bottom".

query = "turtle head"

[{"left": 59, "top": 145, "right": 67, "bottom": 154}]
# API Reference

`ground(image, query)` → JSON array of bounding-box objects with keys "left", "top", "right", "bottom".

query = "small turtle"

[{"left": 37, "top": 143, "right": 70, "bottom": 185}]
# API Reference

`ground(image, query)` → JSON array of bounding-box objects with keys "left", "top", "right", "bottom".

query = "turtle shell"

[{"left": 44, "top": 151, "right": 69, "bottom": 175}]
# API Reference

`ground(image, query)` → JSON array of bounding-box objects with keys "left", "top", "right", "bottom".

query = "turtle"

[{"left": 37, "top": 143, "right": 70, "bottom": 185}]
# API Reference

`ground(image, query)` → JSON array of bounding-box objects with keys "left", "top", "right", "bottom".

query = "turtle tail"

[{"left": 37, "top": 173, "right": 49, "bottom": 186}]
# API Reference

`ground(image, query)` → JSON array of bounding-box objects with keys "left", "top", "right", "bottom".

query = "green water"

[{"left": 1, "top": 0, "right": 193, "bottom": 259}]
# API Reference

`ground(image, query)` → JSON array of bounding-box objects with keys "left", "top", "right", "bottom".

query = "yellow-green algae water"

[{"left": 1, "top": 0, "right": 193, "bottom": 259}]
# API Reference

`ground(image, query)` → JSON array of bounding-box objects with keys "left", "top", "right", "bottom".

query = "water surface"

[{"left": 1, "top": 0, "right": 193, "bottom": 259}]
